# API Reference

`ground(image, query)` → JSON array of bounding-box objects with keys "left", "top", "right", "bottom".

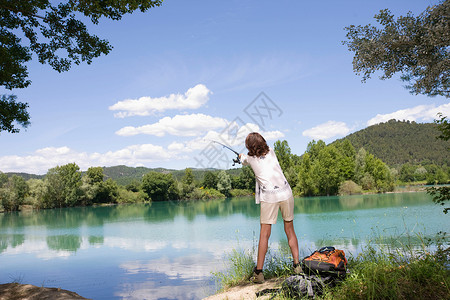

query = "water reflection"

[
  {"left": 0, "top": 234, "right": 25, "bottom": 252},
  {"left": 0, "top": 192, "right": 446, "bottom": 300},
  {"left": 47, "top": 235, "right": 82, "bottom": 252}
]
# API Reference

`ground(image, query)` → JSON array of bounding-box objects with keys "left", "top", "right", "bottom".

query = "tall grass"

[
  {"left": 212, "top": 231, "right": 450, "bottom": 299},
  {"left": 212, "top": 242, "right": 295, "bottom": 290}
]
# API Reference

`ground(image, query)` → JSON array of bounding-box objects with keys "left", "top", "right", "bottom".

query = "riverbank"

[
  {"left": 0, "top": 183, "right": 432, "bottom": 214},
  {"left": 0, "top": 283, "right": 88, "bottom": 300},
  {"left": 207, "top": 242, "right": 450, "bottom": 300}
]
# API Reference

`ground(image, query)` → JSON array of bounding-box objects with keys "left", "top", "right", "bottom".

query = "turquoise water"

[{"left": 0, "top": 192, "right": 448, "bottom": 299}]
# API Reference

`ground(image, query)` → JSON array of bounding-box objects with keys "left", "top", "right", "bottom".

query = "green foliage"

[
  {"left": 428, "top": 186, "right": 450, "bottom": 214},
  {"left": 125, "top": 180, "right": 141, "bottom": 192},
  {"left": 231, "top": 166, "right": 255, "bottom": 190},
  {"left": 0, "top": 175, "right": 28, "bottom": 211},
  {"left": 180, "top": 168, "right": 197, "bottom": 198},
  {"left": 116, "top": 188, "right": 147, "bottom": 204},
  {"left": 338, "top": 180, "right": 363, "bottom": 195},
  {"left": 0, "top": 94, "right": 30, "bottom": 133},
  {"left": 435, "top": 113, "right": 450, "bottom": 142},
  {"left": 343, "top": 1, "right": 450, "bottom": 97},
  {"left": 274, "top": 140, "right": 293, "bottom": 172},
  {"left": 43, "top": 163, "right": 83, "bottom": 208},
  {"left": 217, "top": 170, "right": 232, "bottom": 197},
  {"left": 94, "top": 178, "right": 119, "bottom": 204},
  {"left": 335, "top": 120, "right": 450, "bottom": 166},
  {"left": 186, "top": 187, "right": 226, "bottom": 200},
  {"left": 0, "top": 172, "right": 7, "bottom": 186},
  {"left": 212, "top": 248, "right": 255, "bottom": 289},
  {"left": 86, "top": 166, "right": 104, "bottom": 183},
  {"left": 296, "top": 153, "right": 319, "bottom": 196},
  {"left": 182, "top": 168, "right": 194, "bottom": 185},
  {"left": 229, "top": 189, "right": 253, "bottom": 197},
  {"left": 142, "top": 171, "right": 178, "bottom": 201},
  {"left": 203, "top": 171, "right": 218, "bottom": 189},
  {"left": 296, "top": 140, "right": 393, "bottom": 196},
  {"left": 324, "top": 234, "right": 450, "bottom": 300},
  {"left": 0, "top": 0, "right": 163, "bottom": 133},
  {"left": 25, "top": 178, "right": 46, "bottom": 208}
]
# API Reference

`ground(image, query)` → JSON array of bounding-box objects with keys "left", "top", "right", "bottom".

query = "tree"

[
  {"left": 0, "top": 175, "right": 28, "bottom": 211},
  {"left": 315, "top": 145, "right": 342, "bottom": 195},
  {"left": 296, "top": 153, "right": 319, "bottom": 196},
  {"left": 334, "top": 140, "right": 356, "bottom": 180},
  {"left": 274, "top": 140, "right": 293, "bottom": 172},
  {"left": 142, "top": 171, "right": 178, "bottom": 201},
  {"left": 180, "top": 168, "right": 195, "bottom": 198},
  {"left": 343, "top": 0, "right": 449, "bottom": 97},
  {"left": 0, "top": 95, "right": 30, "bottom": 133},
  {"left": 182, "top": 168, "right": 194, "bottom": 186},
  {"left": 86, "top": 166, "right": 104, "bottom": 184},
  {"left": 202, "top": 171, "right": 218, "bottom": 189},
  {"left": 435, "top": 113, "right": 450, "bottom": 141},
  {"left": 95, "top": 178, "right": 119, "bottom": 203},
  {"left": 43, "top": 162, "right": 83, "bottom": 208},
  {"left": 216, "top": 170, "right": 231, "bottom": 197},
  {"left": 0, "top": 0, "right": 163, "bottom": 133}
]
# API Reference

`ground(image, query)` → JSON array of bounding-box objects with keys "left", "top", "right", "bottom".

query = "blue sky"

[{"left": 1, "top": 0, "right": 448, "bottom": 174}]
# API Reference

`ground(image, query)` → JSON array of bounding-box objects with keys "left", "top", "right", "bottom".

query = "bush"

[
  {"left": 338, "top": 180, "right": 363, "bottom": 195},
  {"left": 229, "top": 189, "right": 253, "bottom": 197},
  {"left": 187, "top": 188, "right": 225, "bottom": 200},
  {"left": 116, "top": 189, "right": 148, "bottom": 204}
]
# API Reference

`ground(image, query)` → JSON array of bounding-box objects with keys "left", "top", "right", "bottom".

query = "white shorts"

[{"left": 260, "top": 196, "right": 294, "bottom": 224}]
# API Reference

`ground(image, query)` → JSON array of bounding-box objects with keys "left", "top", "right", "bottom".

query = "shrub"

[
  {"left": 187, "top": 188, "right": 225, "bottom": 200},
  {"left": 338, "top": 180, "right": 363, "bottom": 195},
  {"left": 229, "top": 189, "right": 253, "bottom": 197}
]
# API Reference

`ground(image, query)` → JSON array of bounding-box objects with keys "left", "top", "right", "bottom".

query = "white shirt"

[{"left": 241, "top": 148, "right": 293, "bottom": 204}]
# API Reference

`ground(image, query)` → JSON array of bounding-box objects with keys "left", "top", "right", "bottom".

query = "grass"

[{"left": 212, "top": 231, "right": 450, "bottom": 299}]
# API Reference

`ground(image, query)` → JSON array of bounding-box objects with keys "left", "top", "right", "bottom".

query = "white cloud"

[
  {"left": 367, "top": 103, "right": 450, "bottom": 126},
  {"left": 109, "top": 84, "right": 211, "bottom": 118},
  {"left": 302, "top": 120, "right": 350, "bottom": 140},
  {"left": 182, "top": 122, "right": 285, "bottom": 152},
  {"left": 115, "top": 113, "right": 227, "bottom": 137},
  {"left": 0, "top": 144, "right": 179, "bottom": 175}
]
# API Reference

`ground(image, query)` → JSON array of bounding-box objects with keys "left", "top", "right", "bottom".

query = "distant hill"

[
  {"left": 102, "top": 165, "right": 224, "bottom": 186},
  {"left": 3, "top": 172, "right": 44, "bottom": 180},
  {"left": 4, "top": 165, "right": 237, "bottom": 186},
  {"left": 334, "top": 119, "right": 449, "bottom": 166}
]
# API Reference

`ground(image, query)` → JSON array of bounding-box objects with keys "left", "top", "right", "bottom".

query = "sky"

[{"left": 1, "top": 0, "right": 449, "bottom": 175}]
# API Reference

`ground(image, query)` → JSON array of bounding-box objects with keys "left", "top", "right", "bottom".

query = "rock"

[{"left": 0, "top": 283, "right": 89, "bottom": 300}]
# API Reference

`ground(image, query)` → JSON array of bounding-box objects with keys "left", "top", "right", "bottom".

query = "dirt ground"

[
  {"left": 203, "top": 278, "right": 283, "bottom": 300},
  {"left": 0, "top": 279, "right": 281, "bottom": 300},
  {"left": 0, "top": 283, "right": 89, "bottom": 300}
]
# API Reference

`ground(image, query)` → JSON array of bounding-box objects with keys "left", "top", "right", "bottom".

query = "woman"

[{"left": 240, "top": 132, "right": 301, "bottom": 283}]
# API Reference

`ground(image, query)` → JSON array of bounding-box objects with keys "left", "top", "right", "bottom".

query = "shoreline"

[{"left": 0, "top": 185, "right": 432, "bottom": 214}]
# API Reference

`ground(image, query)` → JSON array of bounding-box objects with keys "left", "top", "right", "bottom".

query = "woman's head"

[{"left": 245, "top": 132, "right": 269, "bottom": 157}]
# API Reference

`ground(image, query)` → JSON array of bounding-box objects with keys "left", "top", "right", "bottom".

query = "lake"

[{"left": 0, "top": 192, "right": 448, "bottom": 299}]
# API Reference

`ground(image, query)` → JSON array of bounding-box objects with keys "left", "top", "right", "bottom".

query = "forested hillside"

[
  {"left": 102, "top": 165, "right": 231, "bottom": 185},
  {"left": 334, "top": 120, "right": 449, "bottom": 166}
]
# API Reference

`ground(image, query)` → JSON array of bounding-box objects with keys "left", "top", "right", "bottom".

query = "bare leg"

[
  {"left": 284, "top": 220, "right": 299, "bottom": 264},
  {"left": 256, "top": 224, "right": 272, "bottom": 269}
]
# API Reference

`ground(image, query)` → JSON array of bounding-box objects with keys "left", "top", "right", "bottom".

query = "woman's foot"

[
  {"left": 293, "top": 262, "right": 303, "bottom": 274},
  {"left": 251, "top": 268, "right": 264, "bottom": 283}
]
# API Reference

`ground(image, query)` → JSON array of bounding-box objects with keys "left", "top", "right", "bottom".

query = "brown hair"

[{"left": 245, "top": 132, "right": 269, "bottom": 157}]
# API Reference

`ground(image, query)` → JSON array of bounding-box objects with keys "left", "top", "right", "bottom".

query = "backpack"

[
  {"left": 302, "top": 246, "right": 347, "bottom": 277},
  {"left": 281, "top": 273, "right": 336, "bottom": 298}
]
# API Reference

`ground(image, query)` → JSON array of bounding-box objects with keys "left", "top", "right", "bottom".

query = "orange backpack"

[{"left": 302, "top": 246, "right": 347, "bottom": 277}]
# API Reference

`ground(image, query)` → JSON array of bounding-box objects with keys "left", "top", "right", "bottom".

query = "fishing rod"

[{"left": 210, "top": 140, "right": 241, "bottom": 166}]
